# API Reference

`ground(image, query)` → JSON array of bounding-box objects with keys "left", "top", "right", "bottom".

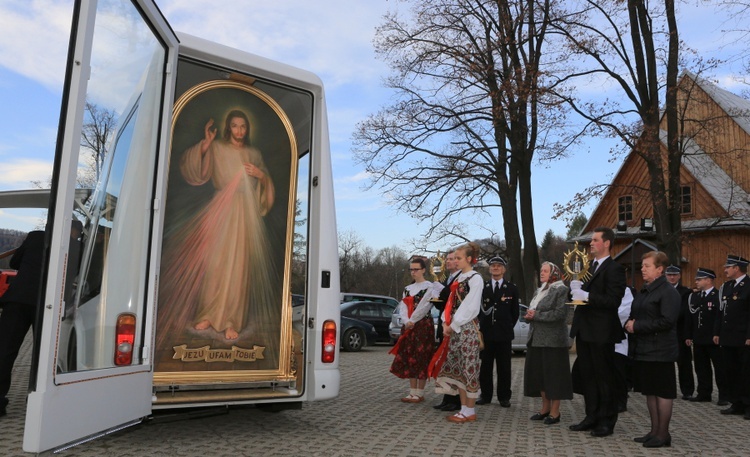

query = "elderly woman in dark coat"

[
  {"left": 523, "top": 261, "right": 573, "bottom": 425},
  {"left": 625, "top": 251, "right": 681, "bottom": 448}
]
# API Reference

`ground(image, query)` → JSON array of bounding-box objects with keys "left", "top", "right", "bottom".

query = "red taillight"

[
  {"left": 322, "top": 320, "right": 336, "bottom": 363},
  {"left": 114, "top": 313, "right": 136, "bottom": 366}
]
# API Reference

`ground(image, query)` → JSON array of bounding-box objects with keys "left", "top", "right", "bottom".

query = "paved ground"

[{"left": 1, "top": 334, "right": 747, "bottom": 456}]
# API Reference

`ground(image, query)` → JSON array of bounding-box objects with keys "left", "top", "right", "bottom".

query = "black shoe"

[
  {"left": 543, "top": 415, "right": 560, "bottom": 425},
  {"left": 717, "top": 399, "right": 729, "bottom": 406},
  {"left": 681, "top": 394, "right": 694, "bottom": 400},
  {"left": 690, "top": 395, "right": 711, "bottom": 402},
  {"left": 633, "top": 434, "right": 653, "bottom": 443},
  {"left": 590, "top": 426, "right": 614, "bottom": 437},
  {"left": 433, "top": 402, "right": 448, "bottom": 410},
  {"left": 643, "top": 436, "right": 671, "bottom": 448},
  {"left": 530, "top": 412, "right": 549, "bottom": 421},
  {"left": 441, "top": 403, "right": 461, "bottom": 411},
  {"left": 744, "top": 411, "right": 750, "bottom": 420},
  {"left": 569, "top": 420, "right": 595, "bottom": 432},
  {"left": 475, "top": 397, "right": 492, "bottom": 405},
  {"left": 618, "top": 403, "right": 627, "bottom": 413},
  {"left": 499, "top": 400, "right": 511, "bottom": 408},
  {"left": 0, "top": 398, "right": 6, "bottom": 417},
  {"left": 721, "top": 405, "right": 746, "bottom": 415}
]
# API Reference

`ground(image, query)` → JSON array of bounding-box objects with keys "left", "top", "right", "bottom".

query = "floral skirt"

[
  {"left": 435, "top": 320, "right": 481, "bottom": 397},
  {"left": 390, "top": 317, "right": 436, "bottom": 379}
]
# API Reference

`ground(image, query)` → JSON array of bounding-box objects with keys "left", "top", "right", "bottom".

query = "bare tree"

[
  {"left": 80, "top": 101, "right": 116, "bottom": 184},
  {"left": 548, "top": 0, "right": 685, "bottom": 263},
  {"left": 354, "top": 0, "right": 572, "bottom": 303}
]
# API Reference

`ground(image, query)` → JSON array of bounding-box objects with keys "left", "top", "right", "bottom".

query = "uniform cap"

[
  {"left": 665, "top": 265, "right": 681, "bottom": 275},
  {"left": 488, "top": 256, "right": 507, "bottom": 266},
  {"left": 724, "top": 255, "right": 749, "bottom": 267},
  {"left": 695, "top": 267, "right": 716, "bottom": 279}
]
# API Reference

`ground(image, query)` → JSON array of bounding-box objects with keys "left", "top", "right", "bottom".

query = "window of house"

[
  {"left": 681, "top": 185, "right": 693, "bottom": 214},
  {"left": 618, "top": 195, "right": 633, "bottom": 221}
]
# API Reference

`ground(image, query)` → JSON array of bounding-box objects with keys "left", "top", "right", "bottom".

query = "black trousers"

[
  {"left": 677, "top": 341, "right": 695, "bottom": 396},
  {"left": 0, "top": 302, "right": 36, "bottom": 402},
  {"left": 693, "top": 344, "right": 727, "bottom": 399},
  {"left": 479, "top": 339, "right": 511, "bottom": 401},
  {"left": 572, "top": 340, "right": 619, "bottom": 428},
  {"left": 721, "top": 345, "right": 750, "bottom": 406},
  {"left": 613, "top": 352, "right": 631, "bottom": 409}
]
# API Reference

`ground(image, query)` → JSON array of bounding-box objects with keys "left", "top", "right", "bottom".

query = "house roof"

[{"left": 685, "top": 70, "right": 750, "bottom": 138}]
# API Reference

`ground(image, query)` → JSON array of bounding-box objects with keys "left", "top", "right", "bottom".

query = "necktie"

[
  {"left": 701, "top": 291, "right": 706, "bottom": 299},
  {"left": 494, "top": 281, "right": 500, "bottom": 295},
  {"left": 592, "top": 260, "right": 599, "bottom": 272}
]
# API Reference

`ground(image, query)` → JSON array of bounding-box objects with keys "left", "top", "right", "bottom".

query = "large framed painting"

[{"left": 154, "top": 78, "right": 298, "bottom": 384}]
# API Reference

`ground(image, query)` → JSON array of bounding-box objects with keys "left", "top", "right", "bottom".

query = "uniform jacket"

[
  {"left": 479, "top": 278, "right": 519, "bottom": 342},
  {"left": 0, "top": 231, "right": 45, "bottom": 306},
  {"left": 628, "top": 275, "right": 681, "bottom": 362},
  {"left": 570, "top": 257, "right": 626, "bottom": 344},
  {"left": 674, "top": 284, "right": 691, "bottom": 341},
  {"left": 685, "top": 288, "right": 720, "bottom": 346},
  {"left": 714, "top": 276, "right": 750, "bottom": 347},
  {"left": 527, "top": 282, "right": 571, "bottom": 348}
]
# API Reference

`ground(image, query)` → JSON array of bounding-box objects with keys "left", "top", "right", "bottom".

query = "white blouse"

[{"left": 441, "top": 271, "right": 484, "bottom": 333}]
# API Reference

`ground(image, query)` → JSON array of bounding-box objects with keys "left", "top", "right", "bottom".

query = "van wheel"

[{"left": 342, "top": 329, "right": 363, "bottom": 352}]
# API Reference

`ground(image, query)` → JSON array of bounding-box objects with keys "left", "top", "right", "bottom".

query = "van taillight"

[
  {"left": 322, "top": 320, "right": 336, "bottom": 363},
  {"left": 114, "top": 313, "right": 136, "bottom": 366}
]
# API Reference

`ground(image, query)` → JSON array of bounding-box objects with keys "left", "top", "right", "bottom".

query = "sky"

[{"left": 0, "top": 0, "right": 748, "bottom": 252}]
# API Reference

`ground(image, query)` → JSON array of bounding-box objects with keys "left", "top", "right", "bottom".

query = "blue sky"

[{"left": 0, "top": 0, "right": 747, "bottom": 251}]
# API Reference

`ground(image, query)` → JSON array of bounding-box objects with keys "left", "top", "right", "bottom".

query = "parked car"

[
  {"left": 339, "top": 292, "right": 399, "bottom": 307},
  {"left": 340, "top": 301, "right": 396, "bottom": 342},
  {"left": 389, "top": 306, "right": 440, "bottom": 344},
  {"left": 340, "top": 316, "right": 378, "bottom": 352}
]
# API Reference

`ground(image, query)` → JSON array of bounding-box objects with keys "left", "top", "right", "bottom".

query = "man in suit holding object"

[
  {"left": 569, "top": 227, "right": 626, "bottom": 437},
  {"left": 476, "top": 256, "right": 519, "bottom": 407}
]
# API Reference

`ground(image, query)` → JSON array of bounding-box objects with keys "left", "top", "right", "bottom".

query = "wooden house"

[{"left": 571, "top": 72, "right": 750, "bottom": 289}]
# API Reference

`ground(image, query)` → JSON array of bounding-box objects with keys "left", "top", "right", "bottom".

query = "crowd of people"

[{"left": 389, "top": 228, "right": 750, "bottom": 450}]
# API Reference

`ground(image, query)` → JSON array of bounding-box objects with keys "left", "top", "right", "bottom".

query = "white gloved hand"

[
  {"left": 569, "top": 280, "right": 583, "bottom": 291},
  {"left": 571, "top": 289, "right": 589, "bottom": 302}
]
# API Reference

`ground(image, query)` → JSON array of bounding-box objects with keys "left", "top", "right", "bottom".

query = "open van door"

[{"left": 22, "top": 0, "right": 177, "bottom": 452}]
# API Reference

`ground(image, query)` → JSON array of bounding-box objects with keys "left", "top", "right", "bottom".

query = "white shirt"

[
  {"left": 400, "top": 280, "right": 438, "bottom": 324},
  {"left": 441, "top": 271, "right": 484, "bottom": 333}
]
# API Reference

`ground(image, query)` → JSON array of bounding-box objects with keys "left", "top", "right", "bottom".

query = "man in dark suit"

[
  {"left": 0, "top": 230, "right": 46, "bottom": 417},
  {"left": 476, "top": 256, "right": 519, "bottom": 407},
  {"left": 665, "top": 265, "right": 695, "bottom": 400},
  {"left": 685, "top": 268, "right": 727, "bottom": 404},
  {"left": 569, "top": 227, "right": 626, "bottom": 437},
  {"left": 432, "top": 250, "right": 461, "bottom": 411},
  {"left": 713, "top": 254, "right": 750, "bottom": 419}
]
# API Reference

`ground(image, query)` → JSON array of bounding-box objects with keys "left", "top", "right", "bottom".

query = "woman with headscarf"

[{"left": 523, "top": 261, "right": 573, "bottom": 425}]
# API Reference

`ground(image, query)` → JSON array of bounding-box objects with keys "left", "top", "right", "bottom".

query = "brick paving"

[{"left": 0, "top": 334, "right": 746, "bottom": 456}]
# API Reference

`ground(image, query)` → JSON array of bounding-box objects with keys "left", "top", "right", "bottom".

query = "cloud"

[
  {"left": 336, "top": 171, "right": 370, "bottom": 184},
  {"left": 0, "top": 158, "right": 53, "bottom": 187}
]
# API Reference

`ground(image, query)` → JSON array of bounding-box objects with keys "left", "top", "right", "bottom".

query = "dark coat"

[
  {"left": 479, "top": 278, "right": 519, "bottom": 342},
  {"left": 628, "top": 275, "right": 681, "bottom": 362},
  {"left": 714, "top": 276, "right": 750, "bottom": 347},
  {"left": 570, "top": 257, "right": 626, "bottom": 344},
  {"left": 685, "top": 288, "right": 721, "bottom": 346},
  {"left": 0, "top": 231, "right": 45, "bottom": 306},
  {"left": 674, "top": 284, "right": 691, "bottom": 340}
]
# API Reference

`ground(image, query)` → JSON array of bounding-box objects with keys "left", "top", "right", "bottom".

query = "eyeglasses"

[{"left": 409, "top": 268, "right": 423, "bottom": 271}]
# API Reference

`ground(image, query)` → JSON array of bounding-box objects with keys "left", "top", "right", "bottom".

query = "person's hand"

[
  {"left": 685, "top": 339, "right": 692, "bottom": 347},
  {"left": 745, "top": 339, "right": 750, "bottom": 346},
  {"left": 569, "top": 280, "right": 583, "bottom": 291},
  {"left": 201, "top": 119, "right": 217, "bottom": 154},
  {"left": 624, "top": 319, "right": 635, "bottom": 333},
  {"left": 443, "top": 322, "right": 453, "bottom": 336},
  {"left": 713, "top": 336, "right": 720, "bottom": 345},
  {"left": 244, "top": 162, "right": 264, "bottom": 179},
  {"left": 524, "top": 309, "right": 535, "bottom": 320},
  {"left": 405, "top": 321, "right": 414, "bottom": 330},
  {"left": 571, "top": 288, "right": 589, "bottom": 302}
]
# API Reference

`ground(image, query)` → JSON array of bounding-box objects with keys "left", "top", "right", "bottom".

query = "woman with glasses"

[{"left": 390, "top": 256, "right": 439, "bottom": 403}]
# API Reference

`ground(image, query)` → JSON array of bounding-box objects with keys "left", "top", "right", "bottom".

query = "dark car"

[
  {"left": 340, "top": 301, "right": 396, "bottom": 342},
  {"left": 340, "top": 316, "right": 378, "bottom": 352}
]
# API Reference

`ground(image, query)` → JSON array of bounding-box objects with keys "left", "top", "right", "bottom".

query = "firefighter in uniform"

[{"left": 713, "top": 255, "right": 750, "bottom": 419}]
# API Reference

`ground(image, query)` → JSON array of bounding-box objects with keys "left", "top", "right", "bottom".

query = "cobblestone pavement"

[{"left": 1, "top": 334, "right": 746, "bottom": 456}]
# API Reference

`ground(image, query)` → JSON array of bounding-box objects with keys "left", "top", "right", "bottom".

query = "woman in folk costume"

[
  {"left": 390, "top": 257, "right": 440, "bottom": 403},
  {"left": 428, "top": 242, "right": 484, "bottom": 423},
  {"left": 523, "top": 261, "right": 573, "bottom": 425}
]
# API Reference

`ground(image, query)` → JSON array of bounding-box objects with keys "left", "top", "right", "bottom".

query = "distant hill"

[{"left": 0, "top": 228, "right": 27, "bottom": 269}]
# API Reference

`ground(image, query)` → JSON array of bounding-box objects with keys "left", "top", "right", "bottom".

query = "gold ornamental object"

[
  {"left": 429, "top": 251, "right": 447, "bottom": 282},
  {"left": 563, "top": 241, "right": 591, "bottom": 305}
]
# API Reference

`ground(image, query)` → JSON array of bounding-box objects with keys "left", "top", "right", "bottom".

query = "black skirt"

[
  {"left": 523, "top": 346, "right": 573, "bottom": 400},
  {"left": 632, "top": 360, "right": 677, "bottom": 399}
]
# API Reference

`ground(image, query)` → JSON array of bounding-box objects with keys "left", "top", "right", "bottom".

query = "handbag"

[{"left": 473, "top": 320, "right": 484, "bottom": 350}]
